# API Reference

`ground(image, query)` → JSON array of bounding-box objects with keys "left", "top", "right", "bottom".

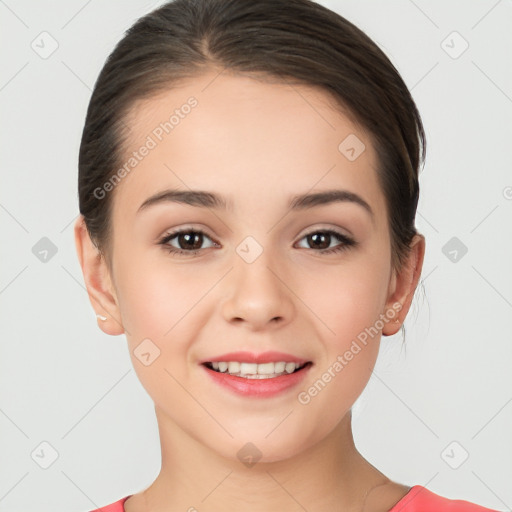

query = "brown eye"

[
  {"left": 159, "top": 229, "right": 218, "bottom": 256},
  {"left": 307, "top": 232, "right": 331, "bottom": 250},
  {"left": 175, "top": 232, "right": 204, "bottom": 250},
  {"left": 296, "top": 230, "right": 356, "bottom": 254}
]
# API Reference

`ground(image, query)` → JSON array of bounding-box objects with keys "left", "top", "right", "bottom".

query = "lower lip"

[{"left": 202, "top": 364, "right": 311, "bottom": 398}]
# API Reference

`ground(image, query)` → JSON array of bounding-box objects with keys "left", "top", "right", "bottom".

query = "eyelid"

[
  {"left": 160, "top": 227, "right": 219, "bottom": 245},
  {"left": 298, "top": 223, "right": 354, "bottom": 240},
  {"left": 159, "top": 227, "right": 356, "bottom": 261},
  {"left": 159, "top": 224, "right": 216, "bottom": 240},
  {"left": 160, "top": 224, "right": 353, "bottom": 244},
  {"left": 295, "top": 227, "right": 356, "bottom": 249}
]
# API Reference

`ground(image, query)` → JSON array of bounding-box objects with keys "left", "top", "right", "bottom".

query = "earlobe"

[
  {"left": 382, "top": 234, "right": 425, "bottom": 336},
  {"left": 73, "top": 215, "right": 125, "bottom": 336}
]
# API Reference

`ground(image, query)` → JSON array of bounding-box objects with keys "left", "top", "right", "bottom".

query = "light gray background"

[{"left": 1, "top": 1, "right": 511, "bottom": 511}]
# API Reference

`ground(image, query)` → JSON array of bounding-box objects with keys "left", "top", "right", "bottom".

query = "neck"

[{"left": 139, "top": 407, "right": 393, "bottom": 512}]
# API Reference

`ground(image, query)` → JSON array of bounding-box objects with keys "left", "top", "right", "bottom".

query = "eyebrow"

[{"left": 137, "top": 188, "right": 373, "bottom": 217}]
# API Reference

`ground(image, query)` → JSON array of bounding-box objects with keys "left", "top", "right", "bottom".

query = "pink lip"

[
  {"left": 202, "top": 362, "right": 312, "bottom": 398},
  {"left": 200, "top": 351, "right": 310, "bottom": 365}
]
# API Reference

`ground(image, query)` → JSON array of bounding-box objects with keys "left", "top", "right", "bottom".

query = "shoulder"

[
  {"left": 388, "top": 485, "right": 500, "bottom": 512},
  {"left": 88, "top": 495, "right": 131, "bottom": 512}
]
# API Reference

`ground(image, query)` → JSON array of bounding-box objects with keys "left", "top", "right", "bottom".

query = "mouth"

[
  {"left": 200, "top": 352, "right": 313, "bottom": 397},
  {"left": 202, "top": 360, "right": 312, "bottom": 379}
]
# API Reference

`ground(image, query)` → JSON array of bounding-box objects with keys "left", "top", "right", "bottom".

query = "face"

[{"left": 79, "top": 70, "right": 417, "bottom": 463}]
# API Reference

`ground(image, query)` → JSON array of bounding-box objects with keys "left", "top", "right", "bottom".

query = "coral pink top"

[{"left": 89, "top": 485, "right": 500, "bottom": 511}]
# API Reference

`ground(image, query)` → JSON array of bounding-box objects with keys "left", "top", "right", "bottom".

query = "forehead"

[{"left": 113, "top": 70, "right": 386, "bottom": 223}]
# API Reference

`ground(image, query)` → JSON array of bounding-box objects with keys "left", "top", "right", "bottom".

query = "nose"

[{"left": 221, "top": 247, "right": 295, "bottom": 331}]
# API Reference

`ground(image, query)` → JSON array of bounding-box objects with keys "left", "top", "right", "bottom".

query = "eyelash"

[{"left": 158, "top": 228, "right": 356, "bottom": 257}]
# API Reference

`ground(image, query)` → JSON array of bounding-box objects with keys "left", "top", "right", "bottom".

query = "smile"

[
  {"left": 201, "top": 360, "right": 313, "bottom": 398},
  {"left": 203, "top": 361, "right": 310, "bottom": 379}
]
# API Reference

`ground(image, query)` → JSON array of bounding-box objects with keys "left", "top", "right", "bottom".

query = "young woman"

[{"left": 74, "top": 0, "right": 500, "bottom": 510}]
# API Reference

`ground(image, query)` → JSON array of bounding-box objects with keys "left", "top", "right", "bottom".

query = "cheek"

[
  {"left": 115, "top": 256, "right": 210, "bottom": 342},
  {"left": 114, "top": 264, "right": 206, "bottom": 410},
  {"left": 295, "top": 274, "right": 387, "bottom": 437},
  {"left": 295, "top": 253, "right": 390, "bottom": 402},
  {"left": 300, "top": 255, "right": 391, "bottom": 343}
]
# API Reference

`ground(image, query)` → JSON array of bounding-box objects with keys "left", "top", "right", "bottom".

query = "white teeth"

[
  {"left": 257, "top": 362, "right": 274, "bottom": 375},
  {"left": 274, "top": 361, "right": 286, "bottom": 373},
  {"left": 228, "top": 361, "right": 240, "bottom": 373},
  {"left": 207, "top": 361, "right": 305, "bottom": 378},
  {"left": 285, "top": 362, "right": 297, "bottom": 374},
  {"left": 240, "top": 362, "right": 258, "bottom": 375}
]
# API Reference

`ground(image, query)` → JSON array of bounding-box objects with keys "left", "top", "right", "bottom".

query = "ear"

[
  {"left": 74, "top": 215, "right": 125, "bottom": 336},
  {"left": 382, "top": 234, "right": 425, "bottom": 336}
]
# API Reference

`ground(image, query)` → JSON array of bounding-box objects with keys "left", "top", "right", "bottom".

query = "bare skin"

[{"left": 75, "top": 69, "right": 424, "bottom": 512}]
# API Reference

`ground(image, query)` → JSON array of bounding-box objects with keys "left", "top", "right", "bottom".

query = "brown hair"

[{"left": 78, "top": 0, "right": 425, "bottom": 271}]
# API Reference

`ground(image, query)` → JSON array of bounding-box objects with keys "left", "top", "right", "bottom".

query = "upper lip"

[{"left": 200, "top": 351, "right": 311, "bottom": 365}]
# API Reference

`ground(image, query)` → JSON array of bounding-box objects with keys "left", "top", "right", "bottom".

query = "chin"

[{"left": 213, "top": 426, "right": 319, "bottom": 467}]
